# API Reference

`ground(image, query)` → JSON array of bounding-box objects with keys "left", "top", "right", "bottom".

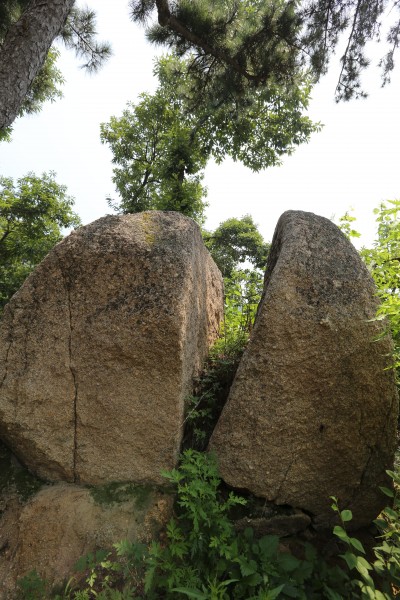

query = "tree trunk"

[{"left": 0, "top": 0, "right": 75, "bottom": 130}]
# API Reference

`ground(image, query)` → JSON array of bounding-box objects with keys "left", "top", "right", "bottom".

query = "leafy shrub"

[
  {"left": 16, "top": 454, "right": 400, "bottom": 599},
  {"left": 182, "top": 350, "right": 241, "bottom": 451}
]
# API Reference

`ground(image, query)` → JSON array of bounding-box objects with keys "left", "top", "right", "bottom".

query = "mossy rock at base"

[
  {"left": 0, "top": 440, "right": 44, "bottom": 503},
  {"left": 89, "top": 480, "right": 169, "bottom": 510}
]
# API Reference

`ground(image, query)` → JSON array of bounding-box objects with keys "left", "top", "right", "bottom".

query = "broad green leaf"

[
  {"left": 266, "top": 584, "right": 285, "bottom": 599},
  {"left": 333, "top": 526, "right": 350, "bottom": 542},
  {"left": 340, "top": 551, "right": 357, "bottom": 570},
  {"left": 277, "top": 553, "right": 301, "bottom": 572},
  {"left": 349, "top": 537, "right": 365, "bottom": 554},
  {"left": 340, "top": 509, "right": 353, "bottom": 522},
  {"left": 379, "top": 486, "right": 395, "bottom": 498}
]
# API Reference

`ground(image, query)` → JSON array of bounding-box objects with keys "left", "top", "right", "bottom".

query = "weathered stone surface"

[
  {"left": 0, "top": 482, "right": 173, "bottom": 597},
  {"left": 0, "top": 212, "right": 223, "bottom": 485},
  {"left": 209, "top": 210, "right": 398, "bottom": 529}
]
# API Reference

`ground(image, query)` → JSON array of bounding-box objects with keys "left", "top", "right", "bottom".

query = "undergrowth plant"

[
  {"left": 18, "top": 451, "right": 400, "bottom": 600},
  {"left": 182, "top": 345, "right": 243, "bottom": 451},
  {"left": 183, "top": 265, "right": 262, "bottom": 452},
  {"left": 340, "top": 201, "right": 400, "bottom": 376}
]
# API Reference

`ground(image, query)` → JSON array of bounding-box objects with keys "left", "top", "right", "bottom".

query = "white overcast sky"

[{"left": 0, "top": 0, "right": 399, "bottom": 247}]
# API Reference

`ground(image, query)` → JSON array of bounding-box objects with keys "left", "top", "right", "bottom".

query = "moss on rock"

[{"left": 0, "top": 440, "right": 44, "bottom": 502}]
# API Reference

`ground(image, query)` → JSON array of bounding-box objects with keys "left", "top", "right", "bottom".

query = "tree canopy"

[
  {"left": 0, "top": 172, "right": 81, "bottom": 311},
  {"left": 2, "top": 0, "right": 400, "bottom": 135},
  {"left": 100, "top": 81, "right": 210, "bottom": 223},
  {"left": 204, "top": 215, "right": 269, "bottom": 352},
  {"left": 101, "top": 53, "right": 320, "bottom": 224},
  {"left": 203, "top": 215, "right": 269, "bottom": 277},
  {"left": 131, "top": 0, "right": 400, "bottom": 101}
]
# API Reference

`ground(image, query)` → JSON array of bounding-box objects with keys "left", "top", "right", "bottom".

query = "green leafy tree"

[
  {"left": 0, "top": 172, "right": 81, "bottom": 312},
  {"left": 204, "top": 216, "right": 269, "bottom": 357},
  {"left": 101, "top": 54, "right": 320, "bottom": 223},
  {"left": 100, "top": 84, "right": 209, "bottom": 223},
  {"left": 2, "top": 0, "right": 400, "bottom": 136},
  {"left": 203, "top": 215, "right": 269, "bottom": 277},
  {"left": 300, "top": 0, "right": 400, "bottom": 100}
]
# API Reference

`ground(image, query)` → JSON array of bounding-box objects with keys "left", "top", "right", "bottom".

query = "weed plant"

[{"left": 17, "top": 451, "right": 400, "bottom": 599}]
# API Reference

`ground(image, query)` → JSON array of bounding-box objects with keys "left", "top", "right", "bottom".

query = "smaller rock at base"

[{"left": 0, "top": 482, "right": 173, "bottom": 597}]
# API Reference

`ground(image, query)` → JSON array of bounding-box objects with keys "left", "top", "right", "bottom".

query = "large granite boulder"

[
  {"left": 0, "top": 212, "right": 223, "bottom": 485},
  {"left": 209, "top": 210, "right": 398, "bottom": 529}
]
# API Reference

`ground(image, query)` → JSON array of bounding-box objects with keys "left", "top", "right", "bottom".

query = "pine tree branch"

[
  {"left": 155, "top": 0, "right": 266, "bottom": 83},
  {"left": 336, "top": 0, "right": 363, "bottom": 97}
]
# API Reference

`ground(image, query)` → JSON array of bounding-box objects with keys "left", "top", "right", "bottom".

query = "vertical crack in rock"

[
  {"left": 67, "top": 285, "right": 79, "bottom": 484},
  {"left": 55, "top": 251, "right": 78, "bottom": 483},
  {"left": 0, "top": 306, "right": 13, "bottom": 390},
  {"left": 0, "top": 306, "right": 16, "bottom": 423}
]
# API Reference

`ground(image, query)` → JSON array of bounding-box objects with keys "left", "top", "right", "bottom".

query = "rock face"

[
  {"left": 0, "top": 212, "right": 223, "bottom": 485},
  {"left": 209, "top": 210, "right": 398, "bottom": 529},
  {"left": 0, "top": 482, "right": 173, "bottom": 597}
]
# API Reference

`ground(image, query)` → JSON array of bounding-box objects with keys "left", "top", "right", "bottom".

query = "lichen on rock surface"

[{"left": 209, "top": 210, "right": 399, "bottom": 529}]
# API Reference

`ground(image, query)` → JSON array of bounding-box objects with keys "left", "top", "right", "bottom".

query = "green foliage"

[
  {"left": 16, "top": 459, "right": 400, "bottom": 599},
  {"left": 330, "top": 479, "right": 400, "bottom": 598},
  {"left": 100, "top": 86, "right": 209, "bottom": 223},
  {"left": 374, "top": 469, "right": 400, "bottom": 591},
  {"left": 131, "top": 1, "right": 313, "bottom": 104},
  {"left": 338, "top": 211, "right": 362, "bottom": 241},
  {"left": 299, "top": 0, "right": 400, "bottom": 99},
  {"left": 203, "top": 215, "right": 269, "bottom": 277},
  {"left": 0, "top": 172, "right": 81, "bottom": 312},
  {"left": 88, "top": 450, "right": 359, "bottom": 599},
  {"left": 218, "top": 267, "right": 263, "bottom": 351},
  {"left": 0, "top": 46, "right": 64, "bottom": 142},
  {"left": 17, "top": 570, "right": 48, "bottom": 600},
  {"left": 153, "top": 55, "right": 320, "bottom": 172},
  {"left": 183, "top": 346, "right": 242, "bottom": 451},
  {"left": 140, "top": 450, "right": 353, "bottom": 599},
  {"left": 131, "top": 0, "right": 400, "bottom": 101},
  {"left": 19, "top": 47, "right": 64, "bottom": 116},
  {"left": 339, "top": 201, "right": 400, "bottom": 374},
  {"left": 73, "top": 550, "right": 123, "bottom": 597},
  {"left": 60, "top": 7, "right": 112, "bottom": 73},
  {"left": 101, "top": 53, "right": 320, "bottom": 223},
  {"left": 360, "top": 200, "right": 400, "bottom": 370},
  {"left": 204, "top": 215, "right": 267, "bottom": 357}
]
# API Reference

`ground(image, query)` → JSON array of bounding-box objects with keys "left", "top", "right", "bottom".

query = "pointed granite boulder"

[{"left": 209, "top": 210, "right": 398, "bottom": 529}]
